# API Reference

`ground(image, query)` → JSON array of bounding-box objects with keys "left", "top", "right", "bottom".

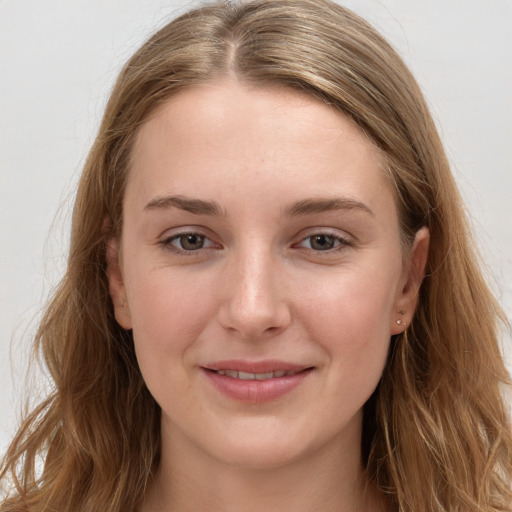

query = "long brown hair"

[{"left": 2, "top": 1, "right": 511, "bottom": 510}]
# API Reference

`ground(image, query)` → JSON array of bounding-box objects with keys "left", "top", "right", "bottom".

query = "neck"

[{"left": 143, "top": 420, "right": 385, "bottom": 512}]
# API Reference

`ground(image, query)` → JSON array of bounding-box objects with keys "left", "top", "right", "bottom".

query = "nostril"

[{"left": 217, "top": 301, "right": 291, "bottom": 338}]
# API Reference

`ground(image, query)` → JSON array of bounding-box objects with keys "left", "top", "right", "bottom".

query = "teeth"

[
  {"left": 255, "top": 372, "right": 273, "bottom": 380},
  {"left": 215, "top": 370, "right": 298, "bottom": 380},
  {"left": 238, "top": 371, "right": 256, "bottom": 380}
]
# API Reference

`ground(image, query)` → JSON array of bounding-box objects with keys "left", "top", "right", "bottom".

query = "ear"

[
  {"left": 106, "top": 237, "right": 133, "bottom": 330},
  {"left": 390, "top": 226, "right": 430, "bottom": 334}
]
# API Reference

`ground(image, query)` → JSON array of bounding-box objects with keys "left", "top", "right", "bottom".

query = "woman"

[{"left": 1, "top": 0, "right": 511, "bottom": 511}]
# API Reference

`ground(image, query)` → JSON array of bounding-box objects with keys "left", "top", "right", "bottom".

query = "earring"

[{"left": 396, "top": 319, "right": 404, "bottom": 326}]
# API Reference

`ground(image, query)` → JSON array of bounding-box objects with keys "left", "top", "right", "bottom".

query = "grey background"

[{"left": 1, "top": 0, "right": 511, "bottom": 453}]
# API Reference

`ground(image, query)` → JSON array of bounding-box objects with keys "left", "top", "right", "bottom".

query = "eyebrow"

[
  {"left": 143, "top": 194, "right": 373, "bottom": 218},
  {"left": 284, "top": 197, "right": 374, "bottom": 217},
  {"left": 143, "top": 195, "right": 225, "bottom": 216}
]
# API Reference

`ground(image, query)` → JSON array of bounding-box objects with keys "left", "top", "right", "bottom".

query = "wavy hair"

[{"left": 2, "top": 1, "right": 511, "bottom": 510}]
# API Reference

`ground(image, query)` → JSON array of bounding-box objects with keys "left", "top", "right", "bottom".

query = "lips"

[
  {"left": 204, "top": 359, "right": 310, "bottom": 373},
  {"left": 202, "top": 360, "right": 313, "bottom": 403},
  {"left": 212, "top": 369, "right": 300, "bottom": 380}
]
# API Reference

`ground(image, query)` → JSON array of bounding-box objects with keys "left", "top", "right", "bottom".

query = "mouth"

[
  {"left": 201, "top": 361, "right": 314, "bottom": 403},
  {"left": 206, "top": 369, "right": 304, "bottom": 380}
]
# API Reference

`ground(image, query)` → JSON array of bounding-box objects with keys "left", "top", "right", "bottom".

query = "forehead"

[{"left": 126, "top": 80, "right": 394, "bottom": 219}]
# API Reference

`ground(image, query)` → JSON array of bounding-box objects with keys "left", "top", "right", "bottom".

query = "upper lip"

[{"left": 202, "top": 360, "right": 312, "bottom": 373}]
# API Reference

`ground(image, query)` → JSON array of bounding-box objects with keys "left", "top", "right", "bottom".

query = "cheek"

[
  {"left": 125, "top": 267, "right": 216, "bottom": 370},
  {"left": 295, "top": 264, "right": 398, "bottom": 372}
]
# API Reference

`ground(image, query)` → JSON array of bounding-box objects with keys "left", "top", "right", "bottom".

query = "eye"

[
  {"left": 160, "top": 232, "right": 217, "bottom": 253},
  {"left": 297, "top": 233, "right": 351, "bottom": 252}
]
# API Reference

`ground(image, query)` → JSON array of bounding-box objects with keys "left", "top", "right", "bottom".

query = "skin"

[{"left": 107, "top": 80, "right": 429, "bottom": 512}]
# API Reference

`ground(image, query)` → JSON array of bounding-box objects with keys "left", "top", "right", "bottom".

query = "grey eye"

[
  {"left": 308, "top": 234, "right": 336, "bottom": 251},
  {"left": 175, "top": 234, "right": 205, "bottom": 250}
]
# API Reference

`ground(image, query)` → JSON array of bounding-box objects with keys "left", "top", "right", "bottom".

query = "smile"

[
  {"left": 213, "top": 370, "right": 300, "bottom": 380},
  {"left": 202, "top": 362, "right": 314, "bottom": 403}
]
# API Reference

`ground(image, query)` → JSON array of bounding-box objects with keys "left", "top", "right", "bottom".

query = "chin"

[
  {"left": 197, "top": 417, "right": 349, "bottom": 471},
  {"left": 212, "top": 439, "right": 311, "bottom": 471}
]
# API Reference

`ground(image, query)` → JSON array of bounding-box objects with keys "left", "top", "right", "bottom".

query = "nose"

[{"left": 217, "top": 248, "right": 291, "bottom": 340}]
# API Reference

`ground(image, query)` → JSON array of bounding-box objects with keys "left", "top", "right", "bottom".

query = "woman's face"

[{"left": 108, "top": 80, "right": 427, "bottom": 470}]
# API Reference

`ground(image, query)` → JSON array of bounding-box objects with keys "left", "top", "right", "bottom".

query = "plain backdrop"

[{"left": 1, "top": 0, "right": 511, "bottom": 454}]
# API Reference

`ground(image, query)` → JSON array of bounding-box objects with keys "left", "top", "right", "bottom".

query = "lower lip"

[{"left": 202, "top": 368, "right": 313, "bottom": 403}]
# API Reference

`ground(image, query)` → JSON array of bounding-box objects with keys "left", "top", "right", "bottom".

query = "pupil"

[
  {"left": 181, "top": 234, "right": 204, "bottom": 250},
  {"left": 311, "top": 235, "right": 334, "bottom": 251}
]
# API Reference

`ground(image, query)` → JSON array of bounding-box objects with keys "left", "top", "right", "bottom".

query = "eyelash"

[
  {"left": 158, "top": 230, "right": 353, "bottom": 256},
  {"left": 158, "top": 232, "right": 218, "bottom": 255},
  {"left": 294, "top": 233, "right": 353, "bottom": 253}
]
